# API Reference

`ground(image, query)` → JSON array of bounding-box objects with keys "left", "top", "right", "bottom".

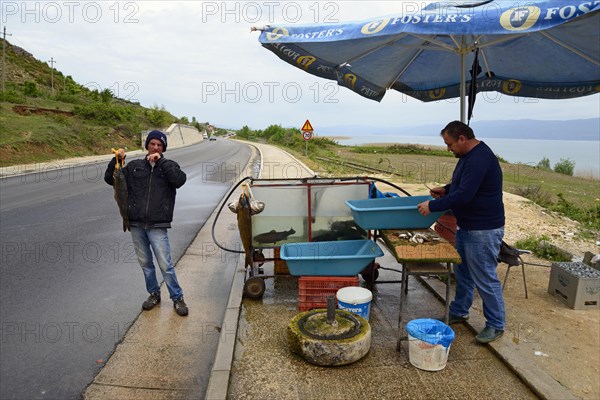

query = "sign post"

[{"left": 301, "top": 119, "right": 314, "bottom": 156}]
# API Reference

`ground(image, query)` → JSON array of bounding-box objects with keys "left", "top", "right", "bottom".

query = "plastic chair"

[{"left": 497, "top": 241, "right": 532, "bottom": 299}]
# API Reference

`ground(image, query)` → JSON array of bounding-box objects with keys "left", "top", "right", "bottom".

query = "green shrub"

[
  {"left": 73, "top": 102, "right": 134, "bottom": 125},
  {"left": 237, "top": 125, "right": 252, "bottom": 139},
  {"left": 550, "top": 193, "right": 600, "bottom": 229},
  {"left": 23, "top": 81, "right": 41, "bottom": 97},
  {"left": 513, "top": 185, "right": 552, "bottom": 207},
  {"left": 537, "top": 156, "right": 551, "bottom": 170},
  {"left": 55, "top": 92, "right": 80, "bottom": 104},
  {"left": 514, "top": 236, "right": 571, "bottom": 262},
  {"left": 100, "top": 89, "right": 113, "bottom": 104},
  {"left": 146, "top": 105, "right": 172, "bottom": 127},
  {"left": 553, "top": 158, "right": 575, "bottom": 176},
  {"left": 1, "top": 90, "right": 21, "bottom": 103}
]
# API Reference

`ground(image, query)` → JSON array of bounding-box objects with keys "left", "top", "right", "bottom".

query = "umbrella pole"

[{"left": 460, "top": 50, "right": 466, "bottom": 123}]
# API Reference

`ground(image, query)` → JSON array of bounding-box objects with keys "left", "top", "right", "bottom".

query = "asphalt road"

[{"left": 0, "top": 139, "right": 252, "bottom": 400}]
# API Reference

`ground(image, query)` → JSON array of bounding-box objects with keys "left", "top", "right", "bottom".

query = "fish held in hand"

[
  {"left": 233, "top": 192, "right": 253, "bottom": 268},
  {"left": 111, "top": 148, "right": 130, "bottom": 232}
]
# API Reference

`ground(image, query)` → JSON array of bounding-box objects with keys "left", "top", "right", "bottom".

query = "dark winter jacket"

[{"left": 105, "top": 155, "right": 186, "bottom": 228}]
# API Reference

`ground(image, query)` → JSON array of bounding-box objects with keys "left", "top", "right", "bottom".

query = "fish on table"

[
  {"left": 253, "top": 228, "right": 296, "bottom": 244},
  {"left": 111, "top": 148, "right": 130, "bottom": 232}
]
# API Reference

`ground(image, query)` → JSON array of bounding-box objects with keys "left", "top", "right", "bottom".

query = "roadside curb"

[
  {"left": 205, "top": 141, "right": 316, "bottom": 399},
  {"left": 205, "top": 143, "right": 263, "bottom": 399},
  {"left": 205, "top": 258, "right": 246, "bottom": 399}
]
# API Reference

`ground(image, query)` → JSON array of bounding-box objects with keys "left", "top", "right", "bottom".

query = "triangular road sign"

[{"left": 301, "top": 119, "right": 314, "bottom": 132}]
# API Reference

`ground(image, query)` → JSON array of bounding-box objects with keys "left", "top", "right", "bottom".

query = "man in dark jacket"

[
  {"left": 105, "top": 130, "right": 189, "bottom": 316},
  {"left": 417, "top": 121, "right": 505, "bottom": 343}
]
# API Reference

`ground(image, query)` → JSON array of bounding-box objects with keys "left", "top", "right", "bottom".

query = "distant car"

[
  {"left": 209, "top": 136, "right": 217, "bottom": 141},
  {"left": 203, "top": 133, "right": 208, "bottom": 139}
]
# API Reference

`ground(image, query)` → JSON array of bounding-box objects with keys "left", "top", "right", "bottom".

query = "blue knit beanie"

[{"left": 145, "top": 130, "right": 168, "bottom": 151}]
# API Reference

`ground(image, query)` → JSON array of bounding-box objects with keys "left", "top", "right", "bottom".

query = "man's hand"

[
  {"left": 147, "top": 153, "right": 161, "bottom": 163},
  {"left": 111, "top": 148, "right": 126, "bottom": 160},
  {"left": 429, "top": 186, "right": 446, "bottom": 199},
  {"left": 417, "top": 200, "right": 431, "bottom": 216}
]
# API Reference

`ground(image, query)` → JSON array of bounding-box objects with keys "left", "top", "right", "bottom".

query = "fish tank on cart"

[{"left": 249, "top": 178, "right": 371, "bottom": 249}]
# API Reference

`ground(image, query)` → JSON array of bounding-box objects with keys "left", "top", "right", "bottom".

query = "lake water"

[{"left": 332, "top": 135, "right": 600, "bottom": 178}]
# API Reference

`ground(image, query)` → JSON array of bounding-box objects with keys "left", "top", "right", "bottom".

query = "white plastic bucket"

[
  {"left": 336, "top": 287, "right": 372, "bottom": 321},
  {"left": 407, "top": 334, "right": 451, "bottom": 371},
  {"left": 406, "top": 319, "right": 455, "bottom": 371}
]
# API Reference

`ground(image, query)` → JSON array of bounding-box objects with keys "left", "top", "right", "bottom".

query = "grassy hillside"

[{"left": 0, "top": 39, "right": 192, "bottom": 166}]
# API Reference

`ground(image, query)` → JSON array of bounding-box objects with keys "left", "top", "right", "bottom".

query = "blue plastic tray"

[
  {"left": 280, "top": 240, "right": 384, "bottom": 276},
  {"left": 345, "top": 195, "right": 444, "bottom": 230}
]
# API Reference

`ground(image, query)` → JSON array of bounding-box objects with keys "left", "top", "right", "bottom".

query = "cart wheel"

[
  {"left": 361, "top": 262, "right": 380, "bottom": 283},
  {"left": 253, "top": 250, "right": 266, "bottom": 267},
  {"left": 244, "top": 277, "right": 266, "bottom": 299}
]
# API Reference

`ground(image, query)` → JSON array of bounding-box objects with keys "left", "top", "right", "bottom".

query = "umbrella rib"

[
  {"left": 339, "top": 32, "right": 410, "bottom": 67},
  {"left": 410, "top": 33, "right": 457, "bottom": 52},
  {"left": 387, "top": 48, "right": 425, "bottom": 89},
  {"left": 538, "top": 30, "right": 600, "bottom": 66},
  {"left": 387, "top": 34, "right": 448, "bottom": 89},
  {"left": 479, "top": 49, "right": 494, "bottom": 78}
]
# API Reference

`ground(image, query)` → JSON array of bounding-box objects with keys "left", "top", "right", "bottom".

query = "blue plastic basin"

[
  {"left": 345, "top": 195, "right": 444, "bottom": 230},
  {"left": 280, "top": 240, "right": 384, "bottom": 276}
]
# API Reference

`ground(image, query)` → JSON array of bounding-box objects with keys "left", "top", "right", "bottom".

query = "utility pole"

[
  {"left": 48, "top": 57, "right": 56, "bottom": 95},
  {"left": 2, "top": 26, "right": 13, "bottom": 98}
]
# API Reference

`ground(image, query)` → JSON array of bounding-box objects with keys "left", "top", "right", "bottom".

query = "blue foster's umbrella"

[{"left": 255, "top": 1, "right": 600, "bottom": 123}]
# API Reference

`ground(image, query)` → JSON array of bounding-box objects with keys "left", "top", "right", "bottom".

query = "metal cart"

[{"left": 212, "top": 176, "right": 410, "bottom": 299}]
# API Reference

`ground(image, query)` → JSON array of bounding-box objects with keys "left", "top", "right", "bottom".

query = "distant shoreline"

[
  {"left": 324, "top": 134, "right": 599, "bottom": 178},
  {"left": 323, "top": 136, "right": 447, "bottom": 150},
  {"left": 323, "top": 135, "right": 351, "bottom": 140}
]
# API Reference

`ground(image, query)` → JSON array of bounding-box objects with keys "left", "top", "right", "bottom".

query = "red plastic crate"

[
  {"left": 435, "top": 213, "right": 457, "bottom": 245},
  {"left": 298, "top": 276, "right": 359, "bottom": 311}
]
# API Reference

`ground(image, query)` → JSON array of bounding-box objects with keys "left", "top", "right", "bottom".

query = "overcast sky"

[{"left": 3, "top": 1, "right": 599, "bottom": 133}]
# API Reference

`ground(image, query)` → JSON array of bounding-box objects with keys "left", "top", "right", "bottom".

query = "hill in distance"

[{"left": 0, "top": 39, "right": 195, "bottom": 166}]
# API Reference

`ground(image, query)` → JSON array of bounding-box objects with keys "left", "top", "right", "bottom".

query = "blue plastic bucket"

[
  {"left": 336, "top": 287, "right": 372, "bottom": 321},
  {"left": 406, "top": 318, "right": 455, "bottom": 371}
]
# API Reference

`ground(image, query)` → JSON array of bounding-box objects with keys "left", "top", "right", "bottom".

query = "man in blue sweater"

[{"left": 417, "top": 121, "right": 505, "bottom": 343}]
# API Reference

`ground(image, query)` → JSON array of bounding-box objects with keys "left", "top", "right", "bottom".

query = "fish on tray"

[
  {"left": 253, "top": 228, "right": 296, "bottom": 244},
  {"left": 111, "top": 148, "right": 130, "bottom": 232}
]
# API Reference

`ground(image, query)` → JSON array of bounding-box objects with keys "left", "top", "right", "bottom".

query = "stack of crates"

[
  {"left": 298, "top": 276, "right": 359, "bottom": 311},
  {"left": 548, "top": 262, "right": 600, "bottom": 310}
]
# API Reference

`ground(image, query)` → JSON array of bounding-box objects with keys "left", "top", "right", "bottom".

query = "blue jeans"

[
  {"left": 450, "top": 227, "right": 505, "bottom": 330},
  {"left": 130, "top": 227, "right": 183, "bottom": 301}
]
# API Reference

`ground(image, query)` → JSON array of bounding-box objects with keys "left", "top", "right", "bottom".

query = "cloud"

[{"left": 3, "top": 0, "right": 599, "bottom": 130}]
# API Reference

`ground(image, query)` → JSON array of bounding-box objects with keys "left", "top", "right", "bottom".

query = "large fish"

[
  {"left": 253, "top": 228, "right": 296, "bottom": 244},
  {"left": 233, "top": 192, "right": 253, "bottom": 268},
  {"left": 228, "top": 190, "right": 265, "bottom": 268},
  {"left": 111, "top": 148, "right": 130, "bottom": 232}
]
